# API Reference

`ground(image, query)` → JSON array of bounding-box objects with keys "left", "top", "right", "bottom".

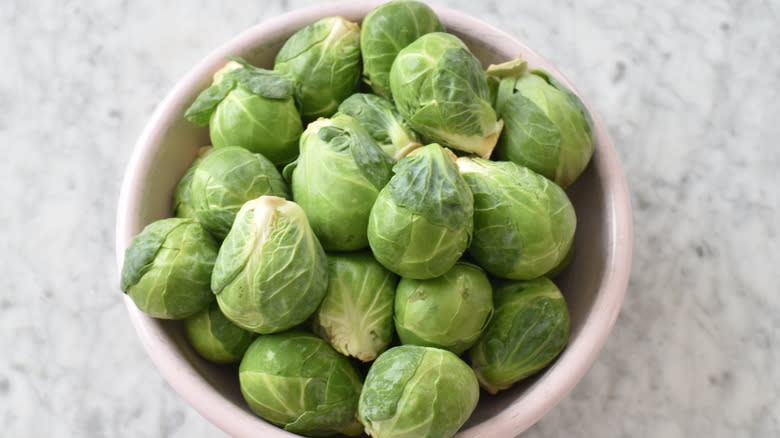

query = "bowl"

[{"left": 115, "top": 2, "right": 633, "bottom": 437}]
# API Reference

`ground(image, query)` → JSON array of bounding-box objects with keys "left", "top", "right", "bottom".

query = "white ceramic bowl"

[{"left": 116, "top": 2, "right": 632, "bottom": 437}]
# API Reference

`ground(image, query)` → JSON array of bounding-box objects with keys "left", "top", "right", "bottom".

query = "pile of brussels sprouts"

[{"left": 121, "top": 1, "right": 594, "bottom": 437}]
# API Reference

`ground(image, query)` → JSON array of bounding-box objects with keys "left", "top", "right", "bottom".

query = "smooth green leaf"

[
  {"left": 469, "top": 277, "right": 570, "bottom": 394},
  {"left": 386, "top": 144, "right": 471, "bottom": 226},
  {"left": 121, "top": 218, "right": 218, "bottom": 319},
  {"left": 359, "top": 346, "right": 479, "bottom": 438},
  {"left": 184, "top": 78, "right": 237, "bottom": 126},
  {"left": 226, "top": 67, "right": 295, "bottom": 100},
  {"left": 240, "top": 332, "right": 363, "bottom": 436},
  {"left": 495, "top": 92, "right": 561, "bottom": 178}
]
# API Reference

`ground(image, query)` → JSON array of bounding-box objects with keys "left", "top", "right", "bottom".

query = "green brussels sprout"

[
  {"left": 337, "top": 93, "right": 422, "bottom": 160},
  {"left": 368, "top": 144, "right": 474, "bottom": 279},
  {"left": 313, "top": 252, "right": 398, "bottom": 362},
  {"left": 120, "top": 218, "right": 218, "bottom": 319},
  {"left": 457, "top": 157, "right": 576, "bottom": 280},
  {"left": 394, "top": 262, "right": 493, "bottom": 355},
  {"left": 274, "top": 17, "right": 361, "bottom": 121},
  {"left": 211, "top": 196, "right": 328, "bottom": 334},
  {"left": 390, "top": 32, "right": 503, "bottom": 158},
  {"left": 360, "top": 0, "right": 443, "bottom": 99},
  {"left": 240, "top": 332, "right": 364, "bottom": 436},
  {"left": 190, "top": 146, "right": 288, "bottom": 240},
  {"left": 173, "top": 146, "right": 213, "bottom": 218},
  {"left": 469, "top": 277, "right": 570, "bottom": 394},
  {"left": 285, "top": 114, "right": 393, "bottom": 251},
  {"left": 489, "top": 59, "right": 594, "bottom": 188},
  {"left": 359, "top": 345, "right": 479, "bottom": 438},
  {"left": 184, "top": 56, "right": 303, "bottom": 165},
  {"left": 184, "top": 301, "right": 256, "bottom": 364}
]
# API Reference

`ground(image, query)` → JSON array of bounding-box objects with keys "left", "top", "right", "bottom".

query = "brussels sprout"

[
  {"left": 240, "top": 332, "right": 364, "bottom": 436},
  {"left": 184, "top": 301, "right": 256, "bottom": 364},
  {"left": 120, "top": 218, "right": 218, "bottom": 319},
  {"left": 457, "top": 157, "right": 576, "bottom": 280},
  {"left": 173, "top": 146, "right": 213, "bottom": 218},
  {"left": 286, "top": 114, "right": 393, "bottom": 251},
  {"left": 337, "top": 93, "right": 422, "bottom": 160},
  {"left": 368, "top": 144, "right": 474, "bottom": 279},
  {"left": 184, "top": 56, "right": 302, "bottom": 165},
  {"left": 360, "top": 0, "right": 443, "bottom": 99},
  {"left": 490, "top": 59, "right": 593, "bottom": 188},
  {"left": 274, "top": 17, "right": 361, "bottom": 121},
  {"left": 390, "top": 32, "right": 503, "bottom": 158},
  {"left": 313, "top": 252, "right": 398, "bottom": 362},
  {"left": 189, "top": 146, "right": 288, "bottom": 240},
  {"left": 469, "top": 277, "right": 570, "bottom": 394},
  {"left": 211, "top": 196, "right": 328, "bottom": 334},
  {"left": 359, "top": 345, "right": 479, "bottom": 438},
  {"left": 394, "top": 262, "right": 492, "bottom": 354}
]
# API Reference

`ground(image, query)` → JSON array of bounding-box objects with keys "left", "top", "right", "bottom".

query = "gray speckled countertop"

[{"left": 2, "top": 0, "right": 778, "bottom": 437}]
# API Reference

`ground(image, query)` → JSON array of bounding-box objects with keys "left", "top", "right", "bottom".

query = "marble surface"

[{"left": 2, "top": 0, "right": 778, "bottom": 437}]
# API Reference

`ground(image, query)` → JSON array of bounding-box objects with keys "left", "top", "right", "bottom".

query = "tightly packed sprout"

[
  {"left": 121, "top": 2, "right": 595, "bottom": 437},
  {"left": 368, "top": 143, "right": 474, "bottom": 280},
  {"left": 489, "top": 58, "right": 594, "bottom": 188},
  {"left": 394, "top": 262, "right": 493, "bottom": 354},
  {"left": 286, "top": 114, "right": 394, "bottom": 251},
  {"left": 470, "top": 277, "right": 571, "bottom": 393},
  {"left": 390, "top": 32, "right": 503, "bottom": 158},
  {"left": 211, "top": 196, "right": 328, "bottom": 334},
  {"left": 184, "top": 56, "right": 302, "bottom": 165},
  {"left": 457, "top": 157, "right": 576, "bottom": 280},
  {"left": 240, "top": 332, "right": 364, "bottom": 436},
  {"left": 121, "top": 218, "right": 218, "bottom": 319},
  {"left": 359, "top": 346, "right": 479, "bottom": 438}
]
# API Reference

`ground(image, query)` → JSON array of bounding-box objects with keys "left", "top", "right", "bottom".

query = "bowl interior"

[{"left": 117, "top": 4, "right": 629, "bottom": 438}]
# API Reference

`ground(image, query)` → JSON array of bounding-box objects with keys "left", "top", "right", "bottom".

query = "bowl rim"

[{"left": 115, "top": 2, "right": 633, "bottom": 437}]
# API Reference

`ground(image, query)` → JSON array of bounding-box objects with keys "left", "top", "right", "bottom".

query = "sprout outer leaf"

[
  {"left": 387, "top": 144, "right": 471, "bottom": 226},
  {"left": 120, "top": 219, "right": 184, "bottom": 292},
  {"left": 349, "top": 125, "right": 395, "bottom": 189},
  {"left": 469, "top": 277, "right": 570, "bottom": 394},
  {"left": 239, "top": 332, "right": 363, "bottom": 436},
  {"left": 225, "top": 66, "right": 295, "bottom": 100},
  {"left": 184, "top": 78, "right": 237, "bottom": 126},
  {"left": 337, "top": 93, "right": 422, "bottom": 160}
]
